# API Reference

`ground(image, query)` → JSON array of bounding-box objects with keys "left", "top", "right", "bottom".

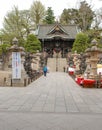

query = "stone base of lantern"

[
  {"left": 11, "top": 79, "right": 24, "bottom": 87},
  {"left": 11, "top": 70, "right": 29, "bottom": 87}
]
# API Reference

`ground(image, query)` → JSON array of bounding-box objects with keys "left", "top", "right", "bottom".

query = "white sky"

[{"left": 0, "top": 0, "right": 102, "bottom": 29}]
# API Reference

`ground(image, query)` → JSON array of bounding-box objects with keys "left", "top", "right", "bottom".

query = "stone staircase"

[
  {"left": 47, "top": 58, "right": 67, "bottom": 72},
  {"left": 57, "top": 58, "right": 67, "bottom": 72},
  {"left": 47, "top": 58, "right": 56, "bottom": 72}
]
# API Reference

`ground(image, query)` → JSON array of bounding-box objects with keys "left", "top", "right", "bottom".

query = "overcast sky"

[{"left": 0, "top": 0, "right": 102, "bottom": 28}]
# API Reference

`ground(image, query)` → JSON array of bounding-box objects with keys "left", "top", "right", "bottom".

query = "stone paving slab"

[
  {"left": 0, "top": 72, "right": 102, "bottom": 113},
  {"left": 0, "top": 72, "right": 102, "bottom": 129},
  {"left": 0, "top": 112, "right": 102, "bottom": 130}
]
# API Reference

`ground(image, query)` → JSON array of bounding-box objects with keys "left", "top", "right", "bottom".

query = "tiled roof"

[{"left": 37, "top": 23, "right": 78, "bottom": 40}]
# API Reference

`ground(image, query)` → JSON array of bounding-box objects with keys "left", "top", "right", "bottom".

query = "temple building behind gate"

[{"left": 36, "top": 23, "right": 78, "bottom": 58}]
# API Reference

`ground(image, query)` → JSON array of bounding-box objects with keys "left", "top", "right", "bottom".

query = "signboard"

[
  {"left": 12, "top": 52, "right": 21, "bottom": 79},
  {"left": 97, "top": 64, "right": 102, "bottom": 75}
]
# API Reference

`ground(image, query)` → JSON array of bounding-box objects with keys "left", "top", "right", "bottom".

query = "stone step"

[{"left": 47, "top": 58, "right": 67, "bottom": 72}]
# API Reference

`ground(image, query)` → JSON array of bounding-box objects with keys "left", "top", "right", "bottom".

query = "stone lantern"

[
  {"left": 72, "top": 51, "right": 80, "bottom": 74},
  {"left": 87, "top": 39, "right": 102, "bottom": 79},
  {"left": 85, "top": 48, "right": 91, "bottom": 78},
  {"left": 8, "top": 37, "right": 25, "bottom": 86},
  {"left": 78, "top": 53, "right": 86, "bottom": 74}
]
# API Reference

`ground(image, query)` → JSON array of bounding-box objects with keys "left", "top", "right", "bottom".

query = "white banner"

[{"left": 12, "top": 52, "right": 21, "bottom": 79}]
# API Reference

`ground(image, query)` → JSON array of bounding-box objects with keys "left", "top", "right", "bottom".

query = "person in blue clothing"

[{"left": 43, "top": 65, "right": 48, "bottom": 76}]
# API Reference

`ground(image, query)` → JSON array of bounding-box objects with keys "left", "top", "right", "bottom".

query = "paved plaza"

[{"left": 0, "top": 72, "right": 102, "bottom": 129}]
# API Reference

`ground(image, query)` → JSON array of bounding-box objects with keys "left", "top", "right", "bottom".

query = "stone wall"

[{"left": 0, "top": 71, "right": 11, "bottom": 86}]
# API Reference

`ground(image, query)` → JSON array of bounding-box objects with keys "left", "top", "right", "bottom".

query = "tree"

[
  {"left": 78, "top": 1, "right": 95, "bottom": 31},
  {"left": 44, "top": 7, "right": 55, "bottom": 24},
  {"left": 72, "top": 32, "right": 89, "bottom": 53},
  {"left": 30, "top": 1, "right": 46, "bottom": 28},
  {"left": 93, "top": 8, "right": 102, "bottom": 29},
  {"left": 60, "top": 1, "right": 94, "bottom": 31},
  {"left": 1, "top": 6, "right": 31, "bottom": 46},
  {"left": 60, "top": 9, "right": 78, "bottom": 24},
  {"left": 85, "top": 29, "right": 102, "bottom": 47},
  {"left": 20, "top": 10, "right": 33, "bottom": 37},
  {"left": 0, "top": 43, "right": 11, "bottom": 69},
  {"left": 2, "top": 6, "right": 23, "bottom": 38},
  {"left": 24, "top": 34, "right": 41, "bottom": 53}
]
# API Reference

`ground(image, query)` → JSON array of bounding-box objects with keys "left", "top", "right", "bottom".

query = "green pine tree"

[
  {"left": 25, "top": 34, "right": 41, "bottom": 53},
  {"left": 44, "top": 7, "right": 55, "bottom": 24}
]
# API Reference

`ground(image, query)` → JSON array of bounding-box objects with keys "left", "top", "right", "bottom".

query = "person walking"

[
  {"left": 43, "top": 65, "right": 48, "bottom": 76},
  {"left": 63, "top": 66, "right": 66, "bottom": 72}
]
